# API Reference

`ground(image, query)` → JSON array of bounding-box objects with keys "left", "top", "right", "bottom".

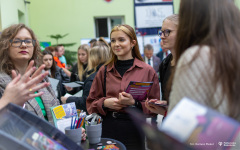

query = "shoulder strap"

[{"left": 103, "top": 65, "right": 107, "bottom": 97}]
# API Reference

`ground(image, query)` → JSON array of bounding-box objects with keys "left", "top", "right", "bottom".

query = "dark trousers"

[{"left": 102, "top": 112, "right": 145, "bottom": 150}]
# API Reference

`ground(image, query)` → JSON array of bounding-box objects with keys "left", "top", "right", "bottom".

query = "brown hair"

[
  {"left": 174, "top": 0, "right": 240, "bottom": 120},
  {"left": 45, "top": 46, "right": 55, "bottom": 54},
  {"left": 42, "top": 50, "right": 56, "bottom": 78},
  {"left": 106, "top": 24, "right": 143, "bottom": 66},
  {"left": 0, "top": 24, "right": 42, "bottom": 75},
  {"left": 77, "top": 44, "right": 90, "bottom": 81}
]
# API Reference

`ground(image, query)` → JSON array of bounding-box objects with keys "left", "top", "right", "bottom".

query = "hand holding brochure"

[
  {"left": 125, "top": 81, "right": 153, "bottom": 101},
  {"left": 160, "top": 97, "right": 240, "bottom": 149}
]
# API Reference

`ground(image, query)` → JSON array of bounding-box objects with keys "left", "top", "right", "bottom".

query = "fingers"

[
  {"left": 10, "top": 73, "right": 21, "bottom": 85},
  {"left": 149, "top": 99, "right": 160, "bottom": 102},
  {"left": 30, "top": 82, "right": 50, "bottom": 93},
  {"left": 20, "top": 67, "right": 37, "bottom": 83},
  {"left": 25, "top": 60, "right": 34, "bottom": 73},
  {"left": 121, "top": 92, "right": 131, "bottom": 97},
  {"left": 11, "top": 70, "right": 18, "bottom": 79},
  {"left": 25, "top": 71, "right": 49, "bottom": 89},
  {"left": 28, "top": 91, "right": 45, "bottom": 99},
  {"left": 32, "top": 64, "right": 46, "bottom": 79}
]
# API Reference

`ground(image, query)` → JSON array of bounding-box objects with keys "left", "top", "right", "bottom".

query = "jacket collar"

[{"left": 107, "top": 57, "right": 144, "bottom": 72}]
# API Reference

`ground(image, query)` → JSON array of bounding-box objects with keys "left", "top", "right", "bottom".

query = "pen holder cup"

[
  {"left": 65, "top": 126, "right": 82, "bottom": 144},
  {"left": 85, "top": 123, "right": 102, "bottom": 144}
]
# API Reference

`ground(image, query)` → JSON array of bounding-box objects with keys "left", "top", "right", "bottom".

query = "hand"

[
  {"left": 145, "top": 99, "right": 168, "bottom": 115},
  {"left": 14, "top": 60, "right": 47, "bottom": 90},
  {"left": 118, "top": 92, "right": 135, "bottom": 106},
  {"left": 65, "top": 86, "right": 73, "bottom": 92},
  {"left": 0, "top": 66, "right": 50, "bottom": 108},
  {"left": 103, "top": 97, "right": 127, "bottom": 110},
  {"left": 61, "top": 96, "right": 68, "bottom": 104},
  {"left": 81, "top": 128, "right": 86, "bottom": 141}
]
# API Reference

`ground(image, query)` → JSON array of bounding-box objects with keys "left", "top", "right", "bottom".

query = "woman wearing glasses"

[
  {"left": 0, "top": 24, "right": 59, "bottom": 124},
  {"left": 145, "top": 14, "right": 178, "bottom": 115}
]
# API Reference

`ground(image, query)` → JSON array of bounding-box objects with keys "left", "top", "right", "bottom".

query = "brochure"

[
  {"left": 50, "top": 102, "right": 78, "bottom": 133},
  {"left": 62, "top": 82, "right": 82, "bottom": 88},
  {"left": 125, "top": 81, "right": 153, "bottom": 101},
  {"left": 160, "top": 97, "right": 240, "bottom": 149}
]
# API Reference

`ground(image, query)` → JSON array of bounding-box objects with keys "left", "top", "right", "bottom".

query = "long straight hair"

[
  {"left": 174, "top": 0, "right": 240, "bottom": 120},
  {"left": 42, "top": 50, "right": 56, "bottom": 78},
  {"left": 77, "top": 44, "right": 90, "bottom": 81},
  {"left": 106, "top": 24, "right": 143, "bottom": 66}
]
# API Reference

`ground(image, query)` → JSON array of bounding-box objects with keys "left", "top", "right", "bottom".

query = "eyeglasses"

[
  {"left": 158, "top": 29, "right": 174, "bottom": 37},
  {"left": 9, "top": 39, "right": 36, "bottom": 47}
]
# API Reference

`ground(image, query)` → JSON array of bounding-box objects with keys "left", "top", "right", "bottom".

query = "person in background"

[
  {"left": 87, "top": 24, "right": 160, "bottom": 150},
  {"left": 45, "top": 46, "right": 56, "bottom": 56},
  {"left": 71, "top": 44, "right": 90, "bottom": 82},
  {"left": 42, "top": 50, "right": 69, "bottom": 101},
  {"left": 61, "top": 45, "right": 111, "bottom": 112},
  {"left": 92, "top": 37, "right": 110, "bottom": 49},
  {"left": 58, "top": 44, "right": 67, "bottom": 67},
  {"left": 64, "top": 44, "right": 90, "bottom": 95},
  {"left": 54, "top": 45, "right": 65, "bottom": 68},
  {"left": 142, "top": 44, "right": 161, "bottom": 73},
  {"left": 89, "top": 39, "right": 97, "bottom": 48},
  {"left": 145, "top": 14, "right": 179, "bottom": 116},
  {"left": 169, "top": 0, "right": 240, "bottom": 122},
  {"left": 142, "top": 44, "right": 161, "bottom": 126},
  {"left": 0, "top": 24, "right": 59, "bottom": 124}
]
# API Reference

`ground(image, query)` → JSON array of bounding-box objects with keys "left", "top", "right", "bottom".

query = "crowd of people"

[{"left": 0, "top": 0, "right": 240, "bottom": 149}]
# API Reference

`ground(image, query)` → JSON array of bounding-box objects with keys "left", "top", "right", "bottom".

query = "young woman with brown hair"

[{"left": 87, "top": 24, "right": 160, "bottom": 150}]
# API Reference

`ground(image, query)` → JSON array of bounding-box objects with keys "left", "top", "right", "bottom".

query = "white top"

[
  {"left": 169, "top": 45, "right": 228, "bottom": 117},
  {"left": 145, "top": 56, "right": 153, "bottom": 67}
]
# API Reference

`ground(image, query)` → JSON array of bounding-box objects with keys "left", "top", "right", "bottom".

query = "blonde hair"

[
  {"left": 163, "top": 14, "right": 179, "bottom": 27},
  {"left": 106, "top": 24, "right": 143, "bottom": 66},
  {"left": 77, "top": 44, "right": 90, "bottom": 81},
  {"left": 87, "top": 45, "right": 111, "bottom": 77}
]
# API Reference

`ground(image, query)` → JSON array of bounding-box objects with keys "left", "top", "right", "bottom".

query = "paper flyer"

[
  {"left": 125, "top": 81, "right": 153, "bottom": 101},
  {"left": 50, "top": 102, "right": 78, "bottom": 133},
  {"left": 161, "top": 97, "right": 240, "bottom": 149}
]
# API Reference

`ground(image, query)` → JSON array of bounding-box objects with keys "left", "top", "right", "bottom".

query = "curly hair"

[{"left": 0, "top": 24, "right": 42, "bottom": 75}]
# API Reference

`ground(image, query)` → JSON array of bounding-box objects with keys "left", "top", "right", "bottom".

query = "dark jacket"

[
  {"left": 54, "top": 66, "right": 69, "bottom": 102},
  {"left": 68, "top": 63, "right": 87, "bottom": 95},
  {"left": 159, "top": 53, "right": 173, "bottom": 101},
  {"left": 66, "top": 64, "right": 103, "bottom": 113}
]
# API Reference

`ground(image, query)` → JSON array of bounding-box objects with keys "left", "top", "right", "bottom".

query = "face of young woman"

[
  {"left": 160, "top": 19, "right": 177, "bottom": 51},
  {"left": 9, "top": 28, "right": 34, "bottom": 64},
  {"left": 110, "top": 30, "right": 135, "bottom": 60},
  {"left": 43, "top": 54, "right": 53, "bottom": 70},
  {"left": 78, "top": 49, "right": 88, "bottom": 64}
]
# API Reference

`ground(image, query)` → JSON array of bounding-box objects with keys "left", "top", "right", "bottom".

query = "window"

[{"left": 95, "top": 16, "right": 124, "bottom": 37}]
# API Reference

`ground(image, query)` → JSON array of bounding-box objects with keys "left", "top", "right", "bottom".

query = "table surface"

[{"left": 81, "top": 138, "right": 126, "bottom": 150}]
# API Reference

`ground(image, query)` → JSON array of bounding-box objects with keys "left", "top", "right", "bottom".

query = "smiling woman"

[
  {"left": 0, "top": 24, "right": 60, "bottom": 124},
  {"left": 87, "top": 24, "right": 160, "bottom": 150}
]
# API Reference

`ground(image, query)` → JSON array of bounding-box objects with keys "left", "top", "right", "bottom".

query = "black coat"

[
  {"left": 66, "top": 64, "right": 103, "bottom": 113},
  {"left": 55, "top": 66, "right": 69, "bottom": 102},
  {"left": 159, "top": 53, "right": 173, "bottom": 101}
]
